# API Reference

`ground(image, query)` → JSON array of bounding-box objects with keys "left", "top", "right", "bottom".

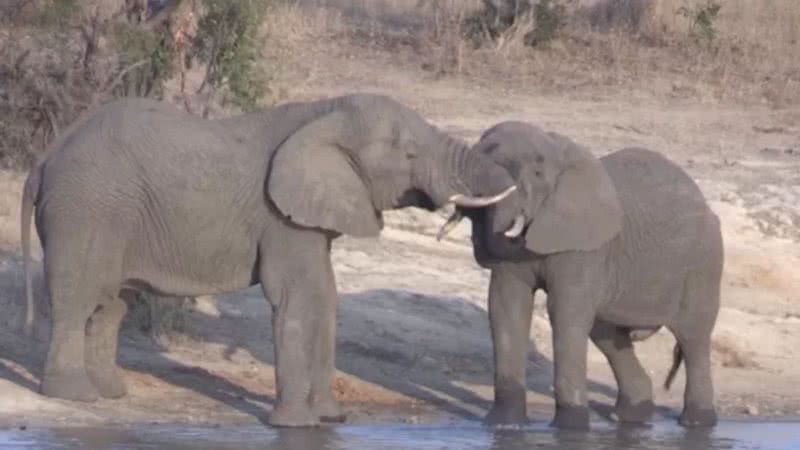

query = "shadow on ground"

[{"left": 1, "top": 246, "right": 625, "bottom": 423}]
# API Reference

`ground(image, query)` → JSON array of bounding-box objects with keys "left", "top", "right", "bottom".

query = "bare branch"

[
  {"left": 102, "top": 59, "right": 148, "bottom": 96},
  {"left": 43, "top": 107, "right": 59, "bottom": 139}
]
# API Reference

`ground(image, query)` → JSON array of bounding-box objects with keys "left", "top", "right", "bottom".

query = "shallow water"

[{"left": 1, "top": 420, "right": 799, "bottom": 450}]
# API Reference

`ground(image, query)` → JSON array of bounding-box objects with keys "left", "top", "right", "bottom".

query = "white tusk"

[
  {"left": 436, "top": 210, "right": 464, "bottom": 241},
  {"left": 448, "top": 185, "right": 517, "bottom": 208},
  {"left": 504, "top": 214, "right": 526, "bottom": 238}
]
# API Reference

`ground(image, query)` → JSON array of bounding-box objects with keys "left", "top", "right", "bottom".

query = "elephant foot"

[
  {"left": 268, "top": 403, "right": 321, "bottom": 428},
  {"left": 485, "top": 402, "right": 528, "bottom": 426},
  {"left": 312, "top": 397, "right": 346, "bottom": 423},
  {"left": 679, "top": 405, "right": 717, "bottom": 428},
  {"left": 550, "top": 404, "right": 590, "bottom": 430},
  {"left": 40, "top": 371, "right": 99, "bottom": 402},
  {"left": 88, "top": 370, "right": 128, "bottom": 399},
  {"left": 614, "top": 398, "right": 655, "bottom": 424}
]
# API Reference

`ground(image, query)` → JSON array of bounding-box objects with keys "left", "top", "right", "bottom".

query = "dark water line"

[{"left": 1, "top": 420, "right": 799, "bottom": 450}]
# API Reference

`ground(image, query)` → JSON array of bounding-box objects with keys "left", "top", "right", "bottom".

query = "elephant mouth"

[
  {"left": 396, "top": 188, "right": 437, "bottom": 211},
  {"left": 437, "top": 207, "right": 534, "bottom": 265},
  {"left": 436, "top": 208, "right": 526, "bottom": 242}
]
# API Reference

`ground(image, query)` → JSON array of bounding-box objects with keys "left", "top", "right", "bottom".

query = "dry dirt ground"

[{"left": 1, "top": 1, "right": 800, "bottom": 428}]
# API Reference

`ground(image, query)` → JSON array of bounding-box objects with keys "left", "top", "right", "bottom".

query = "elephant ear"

[
  {"left": 524, "top": 140, "right": 622, "bottom": 254},
  {"left": 268, "top": 111, "right": 382, "bottom": 237}
]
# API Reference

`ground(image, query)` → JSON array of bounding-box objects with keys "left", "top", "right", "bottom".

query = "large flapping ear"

[
  {"left": 524, "top": 137, "right": 623, "bottom": 254},
  {"left": 267, "top": 110, "right": 382, "bottom": 237}
]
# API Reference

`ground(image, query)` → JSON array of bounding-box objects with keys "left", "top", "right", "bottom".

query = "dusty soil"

[{"left": 2, "top": 1, "right": 800, "bottom": 428}]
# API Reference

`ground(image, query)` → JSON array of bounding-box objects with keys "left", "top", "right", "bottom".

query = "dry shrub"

[
  {"left": 711, "top": 335, "right": 760, "bottom": 369},
  {"left": 290, "top": 0, "right": 799, "bottom": 106},
  {"left": 123, "top": 293, "right": 193, "bottom": 347},
  {"left": 583, "top": 0, "right": 656, "bottom": 34},
  {"left": 0, "top": 0, "right": 180, "bottom": 169}
]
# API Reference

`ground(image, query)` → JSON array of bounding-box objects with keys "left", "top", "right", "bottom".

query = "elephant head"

[
  {"left": 437, "top": 121, "right": 623, "bottom": 263},
  {"left": 267, "top": 94, "right": 518, "bottom": 237}
]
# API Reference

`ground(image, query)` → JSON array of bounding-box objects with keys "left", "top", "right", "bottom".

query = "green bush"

[
  {"left": 678, "top": 1, "right": 722, "bottom": 43},
  {"left": 192, "top": 0, "right": 270, "bottom": 111},
  {"left": 1, "top": 0, "right": 275, "bottom": 168},
  {"left": 461, "top": 0, "right": 533, "bottom": 48},
  {"left": 110, "top": 21, "right": 177, "bottom": 98},
  {"left": 526, "top": 0, "right": 567, "bottom": 47},
  {"left": 461, "top": 0, "right": 567, "bottom": 48}
]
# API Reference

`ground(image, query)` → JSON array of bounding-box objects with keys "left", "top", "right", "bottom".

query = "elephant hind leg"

[
  {"left": 40, "top": 270, "right": 102, "bottom": 402},
  {"left": 590, "top": 320, "right": 654, "bottom": 424},
  {"left": 670, "top": 268, "right": 720, "bottom": 428},
  {"left": 40, "top": 226, "right": 124, "bottom": 402},
  {"left": 85, "top": 291, "right": 131, "bottom": 399}
]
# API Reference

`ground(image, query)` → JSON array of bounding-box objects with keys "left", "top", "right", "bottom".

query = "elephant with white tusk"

[
  {"left": 438, "top": 121, "right": 722, "bottom": 430},
  {"left": 19, "top": 93, "right": 517, "bottom": 427}
]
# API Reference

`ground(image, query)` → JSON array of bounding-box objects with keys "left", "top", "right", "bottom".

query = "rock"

[{"left": 745, "top": 404, "right": 759, "bottom": 416}]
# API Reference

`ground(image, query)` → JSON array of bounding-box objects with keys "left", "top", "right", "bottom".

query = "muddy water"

[{"left": 1, "top": 421, "right": 799, "bottom": 449}]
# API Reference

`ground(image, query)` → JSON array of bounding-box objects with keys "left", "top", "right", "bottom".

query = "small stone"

[{"left": 745, "top": 404, "right": 759, "bottom": 415}]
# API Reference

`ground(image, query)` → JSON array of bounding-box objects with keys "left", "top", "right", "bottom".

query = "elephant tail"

[
  {"left": 663, "top": 343, "right": 683, "bottom": 390},
  {"left": 21, "top": 164, "right": 41, "bottom": 337}
]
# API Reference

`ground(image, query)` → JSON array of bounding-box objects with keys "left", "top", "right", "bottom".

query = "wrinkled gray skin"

[
  {"left": 19, "top": 94, "right": 516, "bottom": 427},
  {"left": 456, "top": 122, "right": 722, "bottom": 430}
]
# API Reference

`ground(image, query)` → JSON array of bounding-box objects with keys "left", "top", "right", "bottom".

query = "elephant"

[
  {"left": 437, "top": 121, "right": 723, "bottom": 430},
  {"left": 19, "top": 93, "right": 518, "bottom": 427}
]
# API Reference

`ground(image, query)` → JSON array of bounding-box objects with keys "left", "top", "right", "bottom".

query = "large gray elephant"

[
  {"left": 19, "top": 94, "right": 517, "bottom": 427},
  {"left": 438, "top": 122, "right": 722, "bottom": 430}
]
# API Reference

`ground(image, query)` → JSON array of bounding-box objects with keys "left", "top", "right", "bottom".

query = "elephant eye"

[
  {"left": 483, "top": 143, "right": 500, "bottom": 154},
  {"left": 502, "top": 159, "right": 521, "bottom": 179},
  {"left": 534, "top": 170, "right": 543, "bottom": 177}
]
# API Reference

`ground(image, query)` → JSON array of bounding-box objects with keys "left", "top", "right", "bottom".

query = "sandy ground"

[{"left": 2, "top": 3, "right": 800, "bottom": 428}]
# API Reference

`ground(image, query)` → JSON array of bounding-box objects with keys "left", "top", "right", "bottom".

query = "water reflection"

[
  {"left": 265, "top": 428, "right": 344, "bottom": 450},
  {"left": 1, "top": 420, "right": 798, "bottom": 450}
]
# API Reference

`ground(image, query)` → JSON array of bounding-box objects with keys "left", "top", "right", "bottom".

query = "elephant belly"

[
  {"left": 122, "top": 228, "right": 261, "bottom": 297},
  {"left": 597, "top": 277, "right": 682, "bottom": 328}
]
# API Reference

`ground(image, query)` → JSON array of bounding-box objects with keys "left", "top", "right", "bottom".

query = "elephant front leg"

[
  {"left": 309, "top": 258, "right": 345, "bottom": 423},
  {"left": 485, "top": 268, "right": 534, "bottom": 426},
  {"left": 264, "top": 288, "right": 318, "bottom": 427},
  {"left": 260, "top": 232, "right": 339, "bottom": 428},
  {"left": 547, "top": 286, "right": 596, "bottom": 430}
]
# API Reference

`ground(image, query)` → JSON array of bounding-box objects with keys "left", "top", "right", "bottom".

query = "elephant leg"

[
  {"left": 485, "top": 268, "right": 534, "bottom": 426},
  {"left": 40, "top": 258, "right": 100, "bottom": 401},
  {"left": 85, "top": 292, "right": 130, "bottom": 399},
  {"left": 671, "top": 267, "right": 720, "bottom": 428},
  {"left": 260, "top": 231, "right": 331, "bottom": 427},
  {"left": 40, "top": 223, "right": 124, "bottom": 402},
  {"left": 309, "top": 254, "right": 344, "bottom": 423},
  {"left": 547, "top": 282, "right": 596, "bottom": 430},
  {"left": 673, "top": 335, "right": 716, "bottom": 427},
  {"left": 589, "top": 320, "right": 654, "bottom": 423}
]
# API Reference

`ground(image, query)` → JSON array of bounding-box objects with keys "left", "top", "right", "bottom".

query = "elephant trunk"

[
  {"left": 431, "top": 138, "right": 524, "bottom": 243},
  {"left": 423, "top": 134, "right": 517, "bottom": 209}
]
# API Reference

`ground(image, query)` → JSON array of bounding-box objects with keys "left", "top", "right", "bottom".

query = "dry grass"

[
  {"left": 712, "top": 335, "right": 761, "bottom": 369},
  {"left": 272, "top": 0, "right": 799, "bottom": 106},
  {"left": 0, "top": 172, "right": 25, "bottom": 251}
]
